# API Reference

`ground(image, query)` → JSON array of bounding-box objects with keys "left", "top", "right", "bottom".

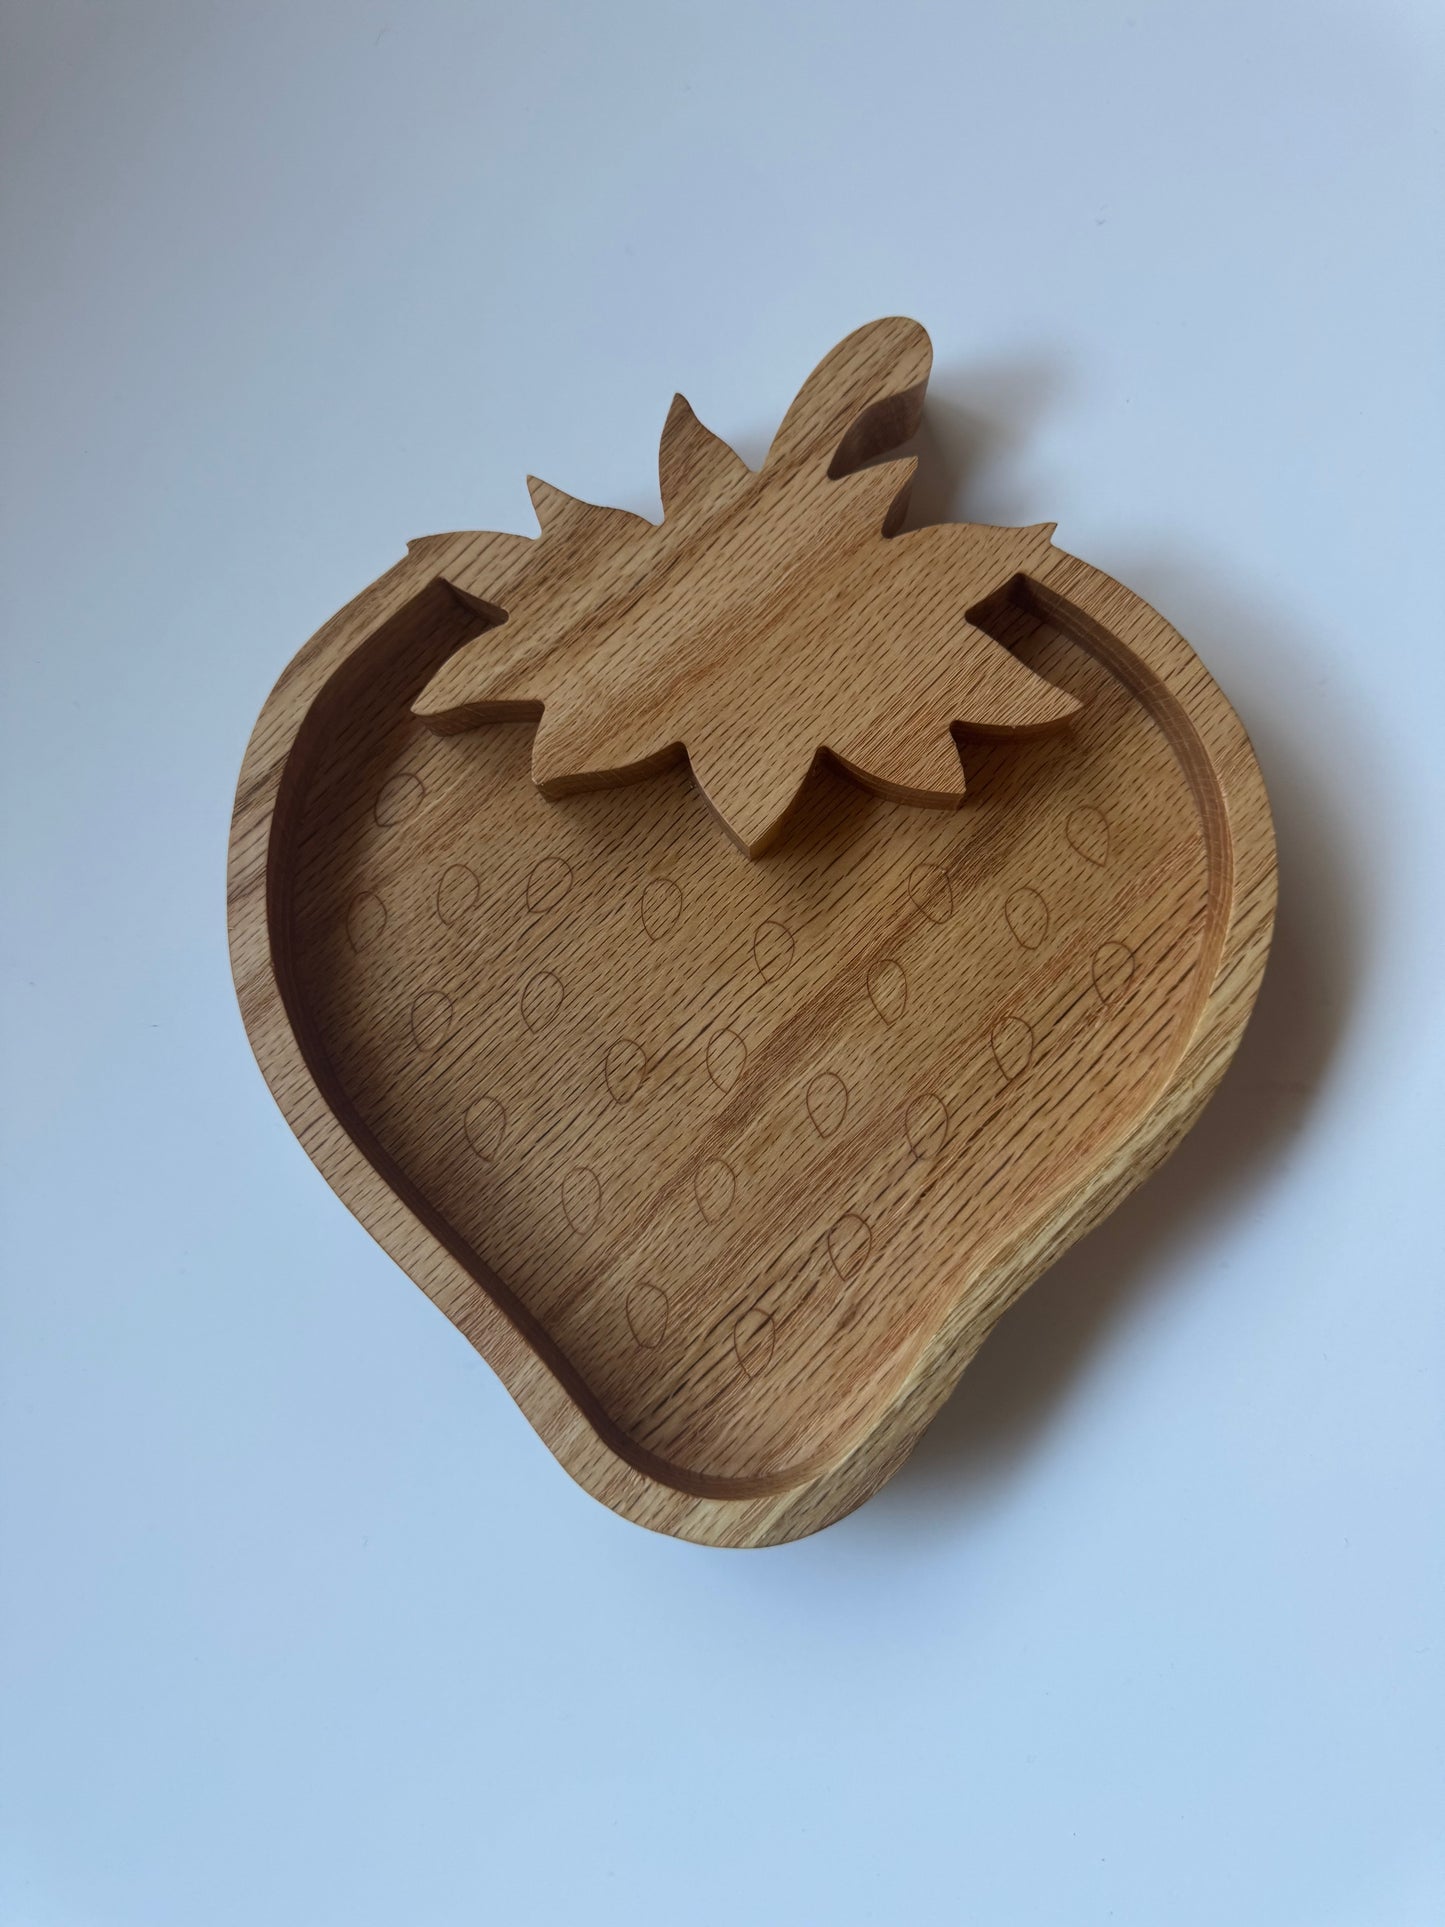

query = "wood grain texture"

[
  {"left": 228, "top": 321, "right": 1275, "bottom": 1546},
  {"left": 413, "top": 320, "right": 1078, "bottom": 855}
]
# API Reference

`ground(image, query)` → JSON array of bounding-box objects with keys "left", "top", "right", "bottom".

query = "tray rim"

[{"left": 227, "top": 535, "right": 1276, "bottom": 1547}]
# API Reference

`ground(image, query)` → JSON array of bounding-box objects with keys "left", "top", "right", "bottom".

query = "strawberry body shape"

[{"left": 229, "top": 321, "right": 1274, "bottom": 1544}]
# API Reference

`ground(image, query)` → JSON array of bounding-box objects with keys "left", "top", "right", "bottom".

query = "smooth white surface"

[{"left": 2, "top": 3, "right": 1442, "bottom": 1922}]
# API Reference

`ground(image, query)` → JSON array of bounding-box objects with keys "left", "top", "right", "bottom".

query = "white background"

[{"left": 2, "top": 3, "right": 1442, "bottom": 1922}]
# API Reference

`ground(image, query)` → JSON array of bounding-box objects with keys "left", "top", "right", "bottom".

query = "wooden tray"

[{"left": 228, "top": 320, "right": 1275, "bottom": 1546}]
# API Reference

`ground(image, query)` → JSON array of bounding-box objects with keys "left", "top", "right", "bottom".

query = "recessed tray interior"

[{"left": 270, "top": 573, "right": 1223, "bottom": 1497}]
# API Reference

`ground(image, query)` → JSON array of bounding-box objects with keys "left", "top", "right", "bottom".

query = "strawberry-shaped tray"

[{"left": 229, "top": 320, "right": 1275, "bottom": 1545}]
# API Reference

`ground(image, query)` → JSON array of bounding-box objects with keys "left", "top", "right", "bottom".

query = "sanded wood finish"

[
  {"left": 414, "top": 319, "right": 1077, "bottom": 855},
  {"left": 228, "top": 321, "right": 1275, "bottom": 1546}
]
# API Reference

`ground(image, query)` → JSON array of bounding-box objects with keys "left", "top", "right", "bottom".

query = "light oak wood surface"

[
  {"left": 229, "top": 320, "right": 1275, "bottom": 1545},
  {"left": 414, "top": 318, "right": 1077, "bottom": 854}
]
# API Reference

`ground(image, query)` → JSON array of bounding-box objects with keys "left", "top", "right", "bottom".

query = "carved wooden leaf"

[{"left": 413, "top": 318, "right": 1079, "bottom": 854}]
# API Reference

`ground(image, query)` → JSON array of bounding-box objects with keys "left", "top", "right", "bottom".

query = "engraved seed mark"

[
  {"left": 1004, "top": 886, "right": 1050, "bottom": 950},
  {"left": 694, "top": 1159, "right": 736, "bottom": 1224},
  {"left": 734, "top": 1307, "right": 775, "bottom": 1379},
  {"left": 605, "top": 1038, "right": 646, "bottom": 1103},
  {"left": 1066, "top": 806, "right": 1110, "bottom": 868},
  {"left": 345, "top": 891, "right": 387, "bottom": 953},
  {"left": 806, "top": 1071, "right": 849, "bottom": 1139},
  {"left": 520, "top": 970, "right": 564, "bottom": 1032},
  {"left": 909, "top": 862, "right": 954, "bottom": 924},
  {"left": 990, "top": 1015, "right": 1035, "bottom": 1082},
  {"left": 753, "top": 920, "right": 795, "bottom": 982},
  {"left": 827, "top": 1213, "right": 872, "bottom": 1280},
  {"left": 905, "top": 1093, "right": 950, "bottom": 1159},
  {"left": 868, "top": 958, "right": 908, "bottom": 1025},
  {"left": 1092, "top": 941, "right": 1136, "bottom": 1008},
  {"left": 410, "top": 989, "right": 453, "bottom": 1054},
  {"left": 706, "top": 1029, "right": 746, "bottom": 1094},
  {"left": 374, "top": 771, "right": 424, "bottom": 827},
  {"left": 640, "top": 877, "right": 683, "bottom": 940},
  {"left": 525, "top": 856, "right": 573, "bottom": 915},
  {"left": 463, "top": 1095, "right": 506, "bottom": 1162},
  {"left": 626, "top": 1282, "right": 669, "bottom": 1351},
  {"left": 436, "top": 863, "right": 479, "bottom": 926},
  {"left": 561, "top": 1167, "right": 601, "bottom": 1236}
]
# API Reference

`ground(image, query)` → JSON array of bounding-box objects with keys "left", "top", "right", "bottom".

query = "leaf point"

[{"left": 659, "top": 393, "right": 749, "bottom": 517}]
